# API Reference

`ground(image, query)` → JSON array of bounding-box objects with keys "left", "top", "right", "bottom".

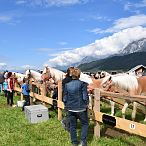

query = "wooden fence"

[{"left": 14, "top": 81, "right": 146, "bottom": 138}]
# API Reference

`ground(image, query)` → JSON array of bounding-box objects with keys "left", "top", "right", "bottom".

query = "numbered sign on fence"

[{"left": 130, "top": 123, "right": 136, "bottom": 130}]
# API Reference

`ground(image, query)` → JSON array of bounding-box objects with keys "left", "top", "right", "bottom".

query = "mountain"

[
  {"left": 73, "top": 56, "right": 98, "bottom": 67},
  {"left": 56, "top": 38, "right": 146, "bottom": 71},
  {"left": 80, "top": 56, "right": 97, "bottom": 64},
  {"left": 78, "top": 38, "right": 146, "bottom": 72},
  {"left": 78, "top": 52, "right": 146, "bottom": 72},
  {"left": 119, "top": 38, "right": 146, "bottom": 55}
]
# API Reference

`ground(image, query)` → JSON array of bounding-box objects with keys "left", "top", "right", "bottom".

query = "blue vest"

[
  {"left": 21, "top": 83, "right": 30, "bottom": 96},
  {"left": 3, "top": 81, "right": 8, "bottom": 90}
]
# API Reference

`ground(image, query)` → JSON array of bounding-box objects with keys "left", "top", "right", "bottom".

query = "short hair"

[
  {"left": 66, "top": 67, "right": 74, "bottom": 77},
  {"left": 23, "top": 78, "right": 26, "bottom": 83},
  {"left": 7, "top": 72, "right": 12, "bottom": 78},
  {"left": 72, "top": 68, "right": 81, "bottom": 79}
]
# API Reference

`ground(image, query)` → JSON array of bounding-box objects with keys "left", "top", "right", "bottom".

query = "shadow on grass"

[{"left": 100, "top": 123, "right": 146, "bottom": 146}]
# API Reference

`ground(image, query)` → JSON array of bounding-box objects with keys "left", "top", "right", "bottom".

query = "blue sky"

[{"left": 0, "top": 0, "right": 146, "bottom": 70}]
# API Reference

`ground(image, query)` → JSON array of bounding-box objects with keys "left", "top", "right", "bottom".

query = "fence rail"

[{"left": 14, "top": 82, "right": 146, "bottom": 138}]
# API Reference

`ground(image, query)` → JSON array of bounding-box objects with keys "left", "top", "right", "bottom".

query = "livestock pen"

[
  {"left": 13, "top": 80, "right": 146, "bottom": 138},
  {"left": 0, "top": 80, "right": 146, "bottom": 145}
]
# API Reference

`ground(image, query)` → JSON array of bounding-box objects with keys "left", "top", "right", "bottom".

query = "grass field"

[{"left": 0, "top": 93, "right": 146, "bottom": 146}]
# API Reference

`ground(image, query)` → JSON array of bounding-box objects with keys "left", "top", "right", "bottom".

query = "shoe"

[
  {"left": 79, "top": 141, "right": 87, "bottom": 146},
  {"left": 72, "top": 142, "right": 79, "bottom": 146}
]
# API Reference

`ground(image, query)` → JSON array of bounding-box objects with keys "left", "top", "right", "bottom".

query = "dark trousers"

[
  {"left": 3, "top": 90, "right": 8, "bottom": 97},
  {"left": 68, "top": 110, "right": 89, "bottom": 145},
  {"left": 22, "top": 95, "right": 30, "bottom": 111},
  {"left": 52, "top": 89, "right": 58, "bottom": 109},
  {"left": 7, "top": 90, "right": 14, "bottom": 106}
]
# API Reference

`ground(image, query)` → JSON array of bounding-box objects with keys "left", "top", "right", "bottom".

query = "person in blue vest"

[
  {"left": 63, "top": 68, "right": 89, "bottom": 146},
  {"left": 21, "top": 78, "right": 30, "bottom": 111}
]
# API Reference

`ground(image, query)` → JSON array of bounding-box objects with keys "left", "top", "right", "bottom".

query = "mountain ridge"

[
  {"left": 77, "top": 38, "right": 146, "bottom": 72},
  {"left": 78, "top": 52, "right": 146, "bottom": 72}
]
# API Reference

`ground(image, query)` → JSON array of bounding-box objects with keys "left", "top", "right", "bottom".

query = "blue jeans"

[
  {"left": 68, "top": 110, "right": 88, "bottom": 145},
  {"left": 22, "top": 95, "right": 30, "bottom": 111}
]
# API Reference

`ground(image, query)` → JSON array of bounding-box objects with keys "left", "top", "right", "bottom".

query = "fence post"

[
  {"left": 58, "top": 80, "right": 62, "bottom": 121},
  {"left": 43, "top": 82, "right": 46, "bottom": 97},
  {"left": 21, "top": 93, "right": 23, "bottom": 100},
  {"left": 93, "top": 88, "right": 100, "bottom": 138},
  {"left": 14, "top": 82, "right": 17, "bottom": 96},
  {"left": 42, "top": 82, "right": 47, "bottom": 106}
]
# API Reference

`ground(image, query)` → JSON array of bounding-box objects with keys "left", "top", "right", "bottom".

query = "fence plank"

[
  {"left": 94, "top": 111, "right": 146, "bottom": 138},
  {"left": 93, "top": 88, "right": 100, "bottom": 138},
  {"left": 100, "top": 90, "right": 146, "bottom": 102},
  {"left": 58, "top": 81, "right": 63, "bottom": 121}
]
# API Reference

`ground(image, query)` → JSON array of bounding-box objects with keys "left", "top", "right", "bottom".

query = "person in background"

[
  {"left": 7, "top": 72, "right": 14, "bottom": 106},
  {"left": 62, "top": 67, "right": 74, "bottom": 92},
  {"left": 63, "top": 68, "right": 89, "bottom": 146},
  {"left": 21, "top": 78, "right": 30, "bottom": 111},
  {"left": 61, "top": 67, "right": 75, "bottom": 131},
  {"left": 3, "top": 70, "right": 8, "bottom": 79},
  {"left": 2, "top": 78, "right": 8, "bottom": 97}
]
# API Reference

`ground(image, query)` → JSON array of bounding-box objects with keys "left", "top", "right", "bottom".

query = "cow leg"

[
  {"left": 144, "top": 104, "right": 146, "bottom": 122},
  {"left": 122, "top": 102, "right": 129, "bottom": 119},
  {"left": 110, "top": 100, "right": 115, "bottom": 116},
  {"left": 88, "top": 94, "right": 93, "bottom": 110},
  {"left": 132, "top": 101, "right": 138, "bottom": 121}
]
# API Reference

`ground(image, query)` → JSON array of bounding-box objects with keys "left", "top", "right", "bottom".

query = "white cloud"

[
  {"left": 0, "top": 63, "right": 7, "bottom": 70},
  {"left": 37, "top": 47, "right": 72, "bottom": 53},
  {"left": 90, "top": 14, "right": 146, "bottom": 34},
  {"left": 16, "top": 0, "right": 89, "bottom": 7},
  {"left": 21, "top": 64, "right": 39, "bottom": 70},
  {"left": 37, "top": 48, "right": 54, "bottom": 52},
  {"left": 44, "top": 26, "right": 146, "bottom": 67},
  {"left": 0, "top": 62, "right": 38, "bottom": 71},
  {"left": 16, "top": 0, "right": 27, "bottom": 4},
  {"left": 112, "top": 14, "right": 146, "bottom": 30},
  {"left": 124, "top": 0, "right": 146, "bottom": 10},
  {"left": 58, "top": 41, "right": 68, "bottom": 45},
  {"left": 0, "top": 14, "right": 20, "bottom": 25},
  {"left": 0, "top": 15, "right": 12, "bottom": 22}
]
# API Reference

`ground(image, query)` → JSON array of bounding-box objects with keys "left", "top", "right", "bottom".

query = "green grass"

[{"left": 0, "top": 93, "right": 146, "bottom": 146}]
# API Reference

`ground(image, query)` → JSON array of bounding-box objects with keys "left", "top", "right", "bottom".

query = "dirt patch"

[{"left": 103, "top": 127, "right": 128, "bottom": 137}]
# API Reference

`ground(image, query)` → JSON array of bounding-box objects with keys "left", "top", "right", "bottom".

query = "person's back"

[
  {"left": 21, "top": 78, "right": 30, "bottom": 111},
  {"left": 64, "top": 80, "right": 88, "bottom": 111},
  {"left": 22, "top": 83, "right": 30, "bottom": 96},
  {"left": 63, "top": 68, "right": 89, "bottom": 146}
]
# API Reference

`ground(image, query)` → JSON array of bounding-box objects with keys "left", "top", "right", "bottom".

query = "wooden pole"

[
  {"left": 14, "top": 82, "right": 17, "bottom": 96},
  {"left": 21, "top": 93, "right": 23, "bottom": 100},
  {"left": 93, "top": 88, "right": 101, "bottom": 138},
  {"left": 43, "top": 82, "right": 46, "bottom": 97},
  {"left": 29, "top": 80, "right": 33, "bottom": 105},
  {"left": 58, "top": 81, "right": 62, "bottom": 121},
  {"left": 42, "top": 82, "right": 47, "bottom": 106}
]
